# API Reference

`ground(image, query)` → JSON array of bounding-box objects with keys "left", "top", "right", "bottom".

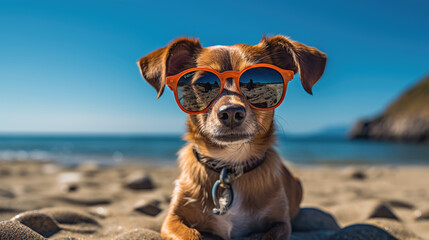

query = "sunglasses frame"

[{"left": 166, "top": 63, "right": 295, "bottom": 114}]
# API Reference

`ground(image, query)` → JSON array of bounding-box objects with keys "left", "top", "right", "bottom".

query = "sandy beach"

[{"left": 0, "top": 160, "right": 428, "bottom": 239}]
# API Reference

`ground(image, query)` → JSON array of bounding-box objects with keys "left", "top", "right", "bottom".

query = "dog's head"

[{"left": 138, "top": 36, "right": 326, "bottom": 160}]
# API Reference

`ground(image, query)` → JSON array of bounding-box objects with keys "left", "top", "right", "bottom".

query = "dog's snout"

[{"left": 217, "top": 104, "right": 246, "bottom": 128}]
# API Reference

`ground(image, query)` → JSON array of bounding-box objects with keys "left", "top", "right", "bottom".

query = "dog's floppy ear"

[
  {"left": 137, "top": 37, "right": 202, "bottom": 98},
  {"left": 260, "top": 35, "right": 327, "bottom": 95}
]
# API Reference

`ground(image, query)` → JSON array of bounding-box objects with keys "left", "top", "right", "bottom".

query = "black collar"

[{"left": 192, "top": 148, "right": 266, "bottom": 174}]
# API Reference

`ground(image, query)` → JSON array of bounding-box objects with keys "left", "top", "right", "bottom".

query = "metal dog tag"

[{"left": 212, "top": 168, "right": 234, "bottom": 215}]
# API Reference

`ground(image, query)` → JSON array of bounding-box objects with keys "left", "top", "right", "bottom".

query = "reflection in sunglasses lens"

[
  {"left": 239, "top": 67, "right": 284, "bottom": 108},
  {"left": 177, "top": 71, "right": 221, "bottom": 112}
]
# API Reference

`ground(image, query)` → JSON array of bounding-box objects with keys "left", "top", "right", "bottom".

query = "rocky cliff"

[{"left": 349, "top": 75, "right": 429, "bottom": 143}]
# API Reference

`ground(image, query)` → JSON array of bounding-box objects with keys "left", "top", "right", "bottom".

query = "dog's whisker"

[{"left": 274, "top": 115, "right": 289, "bottom": 136}]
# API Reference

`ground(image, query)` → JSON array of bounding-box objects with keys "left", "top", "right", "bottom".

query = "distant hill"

[{"left": 349, "top": 74, "right": 429, "bottom": 143}]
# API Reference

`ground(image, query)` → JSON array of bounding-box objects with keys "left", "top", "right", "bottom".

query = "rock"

[
  {"left": 125, "top": 172, "right": 154, "bottom": 190},
  {"left": 0, "top": 187, "right": 15, "bottom": 198},
  {"left": 10, "top": 208, "right": 102, "bottom": 237},
  {"left": 0, "top": 220, "right": 45, "bottom": 240},
  {"left": 57, "top": 172, "right": 82, "bottom": 193},
  {"left": 415, "top": 209, "right": 429, "bottom": 221},
  {"left": 89, "top": 206, "right": 110, "bottom": 219},
  {"left": 369, "top": 204, "right": 400, "bottom": 221},
  {"left": 115, "top": 228, "right": 162, "bottom": 240},
  {"left": 0, "top": 168, "right": 11, "bottom": 177},
  {"left": 11, "top": 211, "right": 61, "bottom": 237},
  {"left": 134, "top": 200, "right": 162, "bottom": 216},
  {"left": 365, "top": 218, "right": 423, "bottom": 239},
  {"left": 351, "top": 170, "right": 366, "bottom": 180},
  {"left": 349, "top": 75, "right": 429, "bottom": 143},
  {"left": 60, "top": 184, "right": 79, "bottom": 193},
  {"left": 290, "top": 230, "right": 336, "bottom": 240},
  {"left": 291, "top": 208, "right": 340, "bottom": 232},
  {"left": 328, "top": 224, "right": 398, "bottom": 240},
  {"left": 384, "top": 199, "right": 415, "bottom": 209}
]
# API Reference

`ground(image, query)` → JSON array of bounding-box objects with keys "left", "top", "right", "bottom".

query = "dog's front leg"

[
  {"left": 161, "top": 214, "right": 202, "bottom": 240},
  {"left": 262, "top": 222, "right": 291, "bottom": 240}
]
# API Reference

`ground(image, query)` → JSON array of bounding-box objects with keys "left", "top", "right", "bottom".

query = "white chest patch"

[{"left": 212, "top": 189, "right": 269, "bottom": 239}]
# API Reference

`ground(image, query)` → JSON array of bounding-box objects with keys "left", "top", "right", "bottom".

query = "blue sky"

[{"left": 0, "top": 0, "right": 428, "bottom": 134}]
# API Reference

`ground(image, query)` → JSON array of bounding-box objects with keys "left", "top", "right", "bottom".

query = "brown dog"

[{"left": 138, "top": 35, "right": 326, "bottom": 240}]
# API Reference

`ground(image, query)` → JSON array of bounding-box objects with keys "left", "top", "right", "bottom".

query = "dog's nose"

[{"left": 217, "top": 104, "right": 246, "bottom": 128}]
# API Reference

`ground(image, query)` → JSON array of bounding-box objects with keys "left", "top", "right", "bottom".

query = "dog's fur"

[{"left": 138, "top": 35, "right": 326, "bottom": 240}]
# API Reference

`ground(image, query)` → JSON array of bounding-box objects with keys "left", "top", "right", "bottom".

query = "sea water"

[{"left": 0, "top": 134, "right": 428, "bottom": 166}]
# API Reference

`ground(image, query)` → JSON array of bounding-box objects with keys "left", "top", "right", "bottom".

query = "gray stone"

[
  {"left": 291, "top": 230, "right": 336, "bottom": 240},
  {"left": 11, "top": 211, "right": 61, "bottom": 238},
  {"left": 351, "top": 170, "right": 366, "bottom": 180},
  {"left": 125, "top": 172, "right": 154, "bottom": 190},
  {"left": 365, "top": 218, "right": 423, "bottom": 239},
  {"left": 115, "top": 228, "right": 162, "bottom": 240},
  {"left": 0, "top": 168, "right": 11, "bottom": 177},
  {"left": 328, "top": 224, "right": 398, "bottom": 240},
  {"left": 60, "top": 184, "right": 79, "bottom": 193},
  {"left": 0, "top": 188, "right": 15, "bottom": 198},
  {"left": 292, "top": 208, "right": 341, "bottom": 232},
  {"left": 415, "top": 209, "right": 429, "bottom": 221},
  {"left": 0, "top": 220, "right": 45, "bottom": 240},
  {"left": 134, "top": 200, "right": 162, "bottom": 217},
  {"left": 369, "top": 204, "right": 400, "bottom": 221}
]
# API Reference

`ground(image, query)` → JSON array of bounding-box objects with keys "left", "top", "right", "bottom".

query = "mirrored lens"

[
  {"left": 177, "top": 70, "right": 221, "bottom": 112},
  {"left": 239, "top": 67, "right": 285, "bottom": 108}
]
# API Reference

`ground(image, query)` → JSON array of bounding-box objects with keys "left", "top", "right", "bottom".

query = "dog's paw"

[{"left": 186, "top": 228, "right": 203, "bottom": 240}]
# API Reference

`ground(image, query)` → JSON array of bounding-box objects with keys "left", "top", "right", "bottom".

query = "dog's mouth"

[{"left": 212, "top": 133, "right": 252, "bottom": 143}]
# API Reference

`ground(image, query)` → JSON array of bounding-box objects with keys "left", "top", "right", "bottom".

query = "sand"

[{"left": 0, "top": 160, "right": 428, "bottom": 239}]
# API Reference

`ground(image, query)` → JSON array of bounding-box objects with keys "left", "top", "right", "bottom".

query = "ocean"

[{"left": 0, "top": 134, "right": 428, "bottom": 166}]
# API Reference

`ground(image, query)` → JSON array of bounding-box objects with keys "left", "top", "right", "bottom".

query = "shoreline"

[{"left": 0, "top": 160, "right": 428, "bottom": 239}]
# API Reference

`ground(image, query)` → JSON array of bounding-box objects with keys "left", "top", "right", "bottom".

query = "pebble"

[
  {"left": 0, "top": 187, "right": 15, "bottom": 198},
  {"left": 351, "top": 170, "right": 367, "bottom": 180},
  {"left": 291, "top": 230, "right": 336, "bottom": 240},
  {"left": 369, "top": 203, "right": 400, "bottom": 221},
  {"left": 0, "top": 220, "right": 45, "bottom": 240},
  {"left": 328, "top": 224, "right": 398, "bottom": 240},
  {"left": 415, "top": 209, "right": 429, "bottom": 221},
  {"left": 291, "top": 208, "right": 340, "bottom": 232},
  {"left": 125, "top": 172, "right": 154, "bottom": 190},
  {"left": 365, "top": 218, "right": 423, "bottom": 239},
  {"left": 60, "top": 184, "right": 79, "bottom": 193},
  {"left": 11, "top": 211, "right": 61, "bottom": 238},
  {"left": 0, "top": 168, "right": 12, "bottom": 177},
  {"left": 134, "top": 200, "right": 162, "bottom": 217},
  {"left": 89, "top": 206, "right": 110, "bottom": 218}
]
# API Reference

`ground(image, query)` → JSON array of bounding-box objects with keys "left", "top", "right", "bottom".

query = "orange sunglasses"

[{"left": 166, "top": 63, "right": 295, "bottom": 114}]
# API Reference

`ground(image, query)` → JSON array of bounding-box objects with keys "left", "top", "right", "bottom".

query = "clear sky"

[{"left": 0, "top": 0, "right": 428, "bottom": 134}]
